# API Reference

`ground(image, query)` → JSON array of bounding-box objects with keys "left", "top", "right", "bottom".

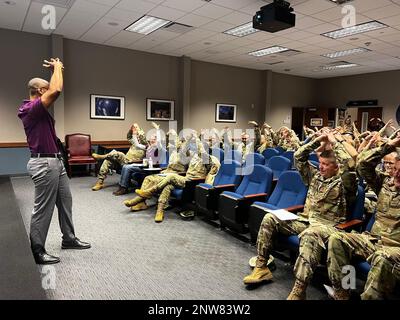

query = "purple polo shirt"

[{"left": 18, "top": 97, "right": 59, "bottom": 153}]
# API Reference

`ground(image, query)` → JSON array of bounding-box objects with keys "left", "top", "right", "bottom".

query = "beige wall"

[
  {"left": 190, "top": 60, "right": 266, "bottom": 131},
  {"left": 0, "top": 29, "right": 51, "bottom": 142},
  {"left": 317, "top": 70, "right": 400, "bottom": 123},
  {"left": 63, "top": 39, "right": 181, "bottom": 141},
  {"left": 268, "top": 73, "right": 318, "bottom": 129}
]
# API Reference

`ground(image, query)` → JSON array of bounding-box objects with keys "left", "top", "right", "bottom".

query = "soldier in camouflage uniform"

[
  {"left": 243, "top": 130, "right": 357, "bottom": 301},
  {"left": 91, "top": 124, "right": 147, "bottom": 191},
  {"left": 326, "top": 134, "right": 400, "bottom": 300},
  {"left": 277, "top": 126, "right": 300, "bottom": 151},
  {"left": 125, "top": 136, "right": 220, "bottom": 222}
]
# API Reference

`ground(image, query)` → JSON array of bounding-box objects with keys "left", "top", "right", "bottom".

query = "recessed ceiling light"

[
  {"left": 322, "top": 21, "right": 387, "bottom": 39},
  {"left": 224, "top": 22, "right": 259, "bottom": 37},
  {"left": 249, "top": 46, "right": 290, "bottom": 57},
  {"left": 124, "top": 15, "right": 171, "bottom": 35},
  {"left": 322, "top": 47, "right": 370, "bottom": 58},
  {"left": 315, "top": 61, "right": 359, "bottom": 71}
]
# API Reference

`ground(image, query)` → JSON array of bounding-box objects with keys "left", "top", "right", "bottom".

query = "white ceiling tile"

[
  {"left": 23, "top": 2, "right": 68, "bottom": 35},
  {"left": 363, "top": 4, "right": 400, "bottom": 20},
  {"left": 294, "top": 0, "right": 336, "bottom": 15},
  {"left": 176, "top": 13, "right": 212, "bottom": 27},
  {"left": 192, "top": 3, "right": 233, "bottom": 19},
  {"left": 295, "top": 16, "right": 325, "bottom": 29},
  {"left": 86, "top": 0, "right": 120, "bottom": 5},
  {"left": 201, "top": 20, "right": 235, "bottom": 33},
  {"left": 105, "top": 8, "right": 144, "bottom": 24},
  {"left": 238, "top": 0, "right": 269, "bottom": 15},
  {"left": 212, "top": 0, "right": 259, "bottom": 10},
  {"left": 162, "top": 0, "right": 206, "bottom": 12},
  {"left": 68, "top": 0, "right": 111, "bottom": 16},
  {"left": 80, "top": 24, "right": 120, "bottom": 43},
  {"left": 104, "top": 30, "right": 145, "bottom": 47},
  {"left": 207, "top": 32, "right": 238, "bottom": 42},
  {"left": 218, "top": 11, "right": 252, "bottom": 25},
  {"left": 282, "top": 29, "right": 315, "bottom": 41},
  {"left": 116, "top": 0, "right": 157, "bottom": 14},
  {"left": 148, "top": 5, "right": 187, "bottom": 21},
  {"left": 55, "top": 15, "right": 99, "bottom": 39},
  {"left": 0, "top": 0, "right": 30, "bottom": 31},
  {"left": 352, "top": 0, "right": 393, "bottom": 13}
]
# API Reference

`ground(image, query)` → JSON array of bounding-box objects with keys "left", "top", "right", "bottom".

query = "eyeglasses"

[{"left": 383, "top": 161, "right": 395, "bottom": 166}]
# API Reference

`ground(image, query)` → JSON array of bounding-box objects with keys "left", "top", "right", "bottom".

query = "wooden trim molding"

[
  {"left": 0, "top": 140, "right": 131, "bottom": 148},
  {"left": 0, "top": 142, "right": 28, "bottom": 148}
]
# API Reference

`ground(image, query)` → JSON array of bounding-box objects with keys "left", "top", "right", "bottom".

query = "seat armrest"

[
  {"left": 244, "top": 193, "right": 268, "bottom": 199},
  {"left": 335, "top": 219, "right": 363, "bottom": 231},
  {"left": 185, "top": 178, "right": 205, "bottom": 189},
  {"left": 214, "top": 184, "right": 236, "bottom": 193},
  {"left": 285, "top": 205, "right": 304, "bottom": 213}
]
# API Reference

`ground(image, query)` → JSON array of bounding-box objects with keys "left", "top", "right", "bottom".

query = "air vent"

[
  {"left": 278, "top": 49, "right": 302, "bottom": 56},
  {"left": 33, "top": 0, "right": 75, "bottom": 8},
  {"left": 164, "top": 22, "right": 193, "bottom": 34}
]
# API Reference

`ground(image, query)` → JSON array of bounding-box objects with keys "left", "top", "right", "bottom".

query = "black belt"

[{"left": 31, "top": 153, "right": 62, "bottom": 158}]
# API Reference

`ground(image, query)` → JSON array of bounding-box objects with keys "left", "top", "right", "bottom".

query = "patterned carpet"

[{"left": 11, "top": 174, "right": 327, "bottom": 300}]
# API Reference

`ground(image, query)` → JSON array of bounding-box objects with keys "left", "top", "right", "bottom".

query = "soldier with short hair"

[
  {"left": 243, "top": 129, "right": 357, "bottom": 301},
  {"left": 91, "top": 123, "right": 147, "bottom": 191},
  {"left": 326, "top": 134, "right": 400, "bottom": 300}
]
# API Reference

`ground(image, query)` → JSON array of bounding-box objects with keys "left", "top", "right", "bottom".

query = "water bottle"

[{"left": 148, "top": 157, "right": 153, "bottom": 169}]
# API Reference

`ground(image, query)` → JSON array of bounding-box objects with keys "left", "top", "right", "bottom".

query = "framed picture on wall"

[
  {"left": 215, "top": 103, "right": 237, "bottom": 123},
  {"left": 90, "top": 94, "right": 125, "bottom": 120},
  {"left": 310, "top": 118, "right": 323, "bottom": 127},
  {"left": 146, "top": 98, "right": 175, "bottom": 121}
]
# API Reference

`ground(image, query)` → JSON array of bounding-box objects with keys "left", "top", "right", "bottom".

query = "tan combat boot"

[
  {"left": 92, "top": 153, "right": 107, "bottom": 160},
  {"left": 123, "top": 196, "right": 144, "bottom": 207},
  {"left": 243, "top": 257, "right": 273, "bottom": 285},
  {"left": 287, "top": 279, "right": 307, "bottom": 300},
  {"left": 130, "top": 202, "right": 148, "bottom": 212},
  {"left": 135, "top": 188, "right": 155, "bottom": 199},
  {"left": 154, "top": 203, "right": 165, "bottom": 223},
  {"left": 91, "top": 179, "right": 104, "bottom": 191}
]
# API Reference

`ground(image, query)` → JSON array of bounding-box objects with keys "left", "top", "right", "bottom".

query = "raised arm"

[
  {"left": 294, "top": 135, "right": 322, "bottom": 186},
  {"left": 40, "top": 58, "right": 63, "bottom": 108}
]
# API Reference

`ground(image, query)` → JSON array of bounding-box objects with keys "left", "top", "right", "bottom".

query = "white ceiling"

[{"left": 2, "top": 0, "right": 400, "bottom": 78}]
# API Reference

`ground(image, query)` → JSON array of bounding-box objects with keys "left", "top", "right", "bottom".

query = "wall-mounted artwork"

[
  {"left": 146, "top": 98, "right": 175, "bottom": 121},
  {"left": 215, "top": 103, "right": 237, "bottom": 123},
  {"left": 90, "top": 94, "right": 125, "bottom": 120},
  {"left": 310, "top": 118, "right": 323, "bottom": 127}
]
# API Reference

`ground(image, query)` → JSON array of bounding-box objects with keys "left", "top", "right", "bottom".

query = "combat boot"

[
  {"left": 124, "top": 196, "right": 144, "bottom": 207},
  {"left": 91, "top": 179, "right": 104, "bottom": 191},
  {"left": 243, "top": 258, "right": 273, "bottom": 285},
  {"left": 287, "top": 279, "right": 307, "bottom": 300},
  {"left": 92, "top": 153, "right": 107, "bottom": 160},
  {"left": 130, "top": 202, "right": 148, "bottom": 211},
  {"left": 135, "top": 188, "right": 155, "bottom": 199},
  {"left": 154, "top": 203, "right": 165, "bottom": 223},
  {"left": 113, "top": 186, "right": 128, "bottom": 196}
]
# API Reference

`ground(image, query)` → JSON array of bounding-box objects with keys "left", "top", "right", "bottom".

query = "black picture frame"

[
  {"left": 146, "top": 98, "right": 175, "bottom": 121},
  {"left": 90, "top": 94, "right": 125, "bottom": 120}
]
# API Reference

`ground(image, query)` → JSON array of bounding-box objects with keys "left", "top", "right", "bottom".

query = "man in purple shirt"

[{"left": 18, "top": 58, "right": 90, "bottom": 265}]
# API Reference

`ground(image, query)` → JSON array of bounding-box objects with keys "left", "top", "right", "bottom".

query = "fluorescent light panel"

[
  {"left": 322, "top": 21, "right": 387, "bottom": 39},
  {"left": 322, "top": 47, "right": 370, "bottom": 58},
  {"left": 224, "top": 22, "right": 259, "bottom": 37},
  {"left": 320, "top": 61, "right": 359, "bottom": 70},
  {"left": 249, "top": 46, "right": 289, "bottom": 57},
  {"left": 125, "top": 15, "right": 171, "bottom": 35}
]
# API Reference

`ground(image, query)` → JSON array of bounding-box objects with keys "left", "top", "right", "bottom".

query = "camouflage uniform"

[
  {"left": 255, "top": 126, "right": 274, "bottom": 154},
  {"left": 97, "top": 128, "right": 146, "bottom": 181},
  {"left": 255, "top": 138, "right": 357, "bottom": 283},
  {"left": 327, "top": 143, "right": 400, "bottom": 299}
]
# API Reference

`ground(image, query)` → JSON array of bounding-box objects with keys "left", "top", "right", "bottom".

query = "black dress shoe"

[
  {"left": 34, "top": 252, "right": 60, "bottom": 265},
  {"left": 62, "top": 238, "right": 91, "bottom": 250}
]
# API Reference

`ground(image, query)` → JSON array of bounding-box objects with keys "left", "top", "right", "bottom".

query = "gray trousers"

[{"left": 27, "top": 157, "right": 75, "bottom": 254}]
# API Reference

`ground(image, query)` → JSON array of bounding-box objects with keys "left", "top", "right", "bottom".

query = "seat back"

[
  {"left": 275, "top": 146, "right": 285, "bottom": 154},
  {"left": 267, "top": 171, "right": 308, "bottom": 208},
  {"left": 65, "top": 133, "right": 92, "bottom": 157},
  {"left": 210, "top": 147, "right": 224, "bottom": 163},
  {"left": 236, "top": 165, "right": 273, "bottom": 196},
  {"left": 244, "top": 152, "right": 265, "bottom": 166},
  {"left": 158, "top": 149, "right": 169, "bottom": 168},
  {"left": 267, "top": 156, "right": 291, "bottom": 179},
  {"left": 309, "top": 152, "right": 319, "bottom": 163},
  {"left": 213, "top": 160, "right": 242, "bottom": 186},
  {"left": 282, "top": 151, "right": 295, "bottom": 167},
  {"left": 309, "top": 160, "right": 320, "bottom": 170},
  {"left": 224, "top": 149, "right": 242, "bottom": 163},
  {"left": 262, "top": 148, "right": 279, "bottom": 164},
  {"left": 348, "top": 185, "right": 365, "bottom": 221}
]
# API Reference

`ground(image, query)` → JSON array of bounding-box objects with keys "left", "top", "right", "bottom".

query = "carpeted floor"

[{"left": 11, "top": 174, "right": 328, "bottom": 300}]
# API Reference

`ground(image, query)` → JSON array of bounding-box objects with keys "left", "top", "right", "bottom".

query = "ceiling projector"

[{"left": 253, "top": 0, "right": 296, "bottom": 33}]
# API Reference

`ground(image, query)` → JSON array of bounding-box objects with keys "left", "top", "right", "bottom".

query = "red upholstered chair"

[{"left": 65, "top": 133, "right": 97, "bottom": 177}]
